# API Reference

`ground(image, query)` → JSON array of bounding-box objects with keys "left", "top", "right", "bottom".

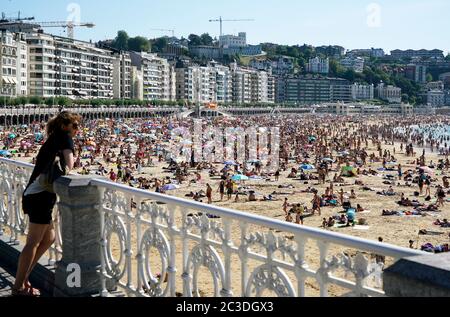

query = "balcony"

[{"left": 0, "top": 158, "right": 448, "bottom": 298}]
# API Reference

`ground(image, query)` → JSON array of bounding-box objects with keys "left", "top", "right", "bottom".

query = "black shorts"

[{"left": 22, "top": 191, "right": 57, "bottom": 225}]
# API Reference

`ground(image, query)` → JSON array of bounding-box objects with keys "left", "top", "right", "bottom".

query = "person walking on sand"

[
  {"left": 12, "top": 111, "right": 80, "bottom": 297},
  {"left": 283, "top": 198, "right": 289, "bottom": 215},
  {"left": 206, "top": 183, "right": 213, "bottom": 204}
]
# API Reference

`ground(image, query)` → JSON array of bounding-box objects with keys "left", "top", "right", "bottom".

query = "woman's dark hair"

[{"left": 46, "top": 111, "right": 81, "bottom": 136}]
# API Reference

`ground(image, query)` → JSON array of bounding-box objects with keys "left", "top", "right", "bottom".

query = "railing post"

[
  {"left": 53, "top": 176, "right": 103, "bottom": 297},
  {"left": 383, "top": 253, "right": 450, "bottom": 297}
]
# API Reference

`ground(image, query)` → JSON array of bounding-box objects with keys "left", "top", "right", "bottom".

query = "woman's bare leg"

[
  {"left": 13, "top": 223, "right": 49, "bottom": 291},
  {"left": 25, "top": 224, "right": 56, "bottom": 284}
]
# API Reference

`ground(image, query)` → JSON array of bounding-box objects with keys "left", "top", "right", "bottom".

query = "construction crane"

[
  {"left": 150, "top": 28, "right": 175, "bottom": 37},
  {"left": 208, "top": 16, "right": 254, "bottom": 38},
  {"left": 32, "top": 21, "right": 95, "bottom": 39}
]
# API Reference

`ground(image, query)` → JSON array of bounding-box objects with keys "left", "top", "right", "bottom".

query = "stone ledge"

[{"left": 384, "top": 253, "right": 450, "bottom": 297}]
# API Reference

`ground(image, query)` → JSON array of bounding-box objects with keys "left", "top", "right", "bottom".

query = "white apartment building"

[
  {"left": 27, "top": 32, "right": 114, "bottom": 99},
  {"left": 112, "top": 52, "right": 132, "bottom": 99},
  {"left": 229, "top": 63, "right": 274, "bottom": 104},
  {"left": 0, "top": 30, "right": 27, "bottom": 97},
  {"left": 376, "top": 83, "right": 402, "bottom": 103},
  {"left": 219, "top": 32, "right": 247, "bottom": 48},
  {"left": 306, "top": 57, "right": 329, "bottom": 74},
  {"left": 230, "top": 63, "right": 253, "bottom": 104},
  {"left": 427, "top": 90, "right": 445, "bottom": 107},
  {"left": 351, "top": 83, "right": 374, "bottom": 100},
  {"left": 176, "top": 65, "right": 215, "bottom": 103},
  {"left": 130, "top": 52, "right": 176, "bottom": 101},
  {"left": 340, "top": 56, "right": 365, "bottom": 73},
  {"left": 212, "top": 63, "right": 232, "bottom": 104}
]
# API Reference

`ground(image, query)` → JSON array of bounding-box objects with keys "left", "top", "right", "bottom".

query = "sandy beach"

[{"left": 3, "top": 114, "right": 450, "bottom": 296}]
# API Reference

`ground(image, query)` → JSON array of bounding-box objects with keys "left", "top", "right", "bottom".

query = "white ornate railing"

[
  {"left": 0, "top": 158, "right": 426, "bottom": 297},
  {"left": 0, "top": 158, "right": 63, "bottom": 265},
  {"left": 91, "top": 179, "right": 425, "bottom": 298}
]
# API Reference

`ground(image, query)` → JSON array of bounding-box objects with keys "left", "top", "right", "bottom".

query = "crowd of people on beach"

[{"left": 1, "top": 114, "right": 450, "bottom": 253}]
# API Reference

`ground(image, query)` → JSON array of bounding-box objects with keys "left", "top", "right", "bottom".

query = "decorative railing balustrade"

[
  {"left": 0, "top": 158, "right": 425, "bottom": 297},
  {"left": 91, "top": 179, "right": 424, "bottom": 298},
  {"left": 0, "top": 158, "right": 63, "bottom": 265}
]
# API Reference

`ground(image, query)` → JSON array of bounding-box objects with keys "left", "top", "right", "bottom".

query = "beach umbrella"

[
  {"left": 308, "top": 136, "right": 317, "bottom": 142},
  {"left": 162, "top": 184, "right": 180, "bottom": 191},
  {"left": 8, "top": 133, "right": 16, "bottom": 139},
  {"left": 232, "top": 174, "right": 249, "bottom": 181},
  {"left": 224, "top": 160, "right": 238, "bottom": 166},
  {"left": 419, "top": 166, "right": 434, "bottom": 174},
  {"left": 0, "top": 150, "right": 11, "bottom": 157},
  {"left": 300, "top": 164, "right": 315, "bottom": 171},
  {"left": 21, "top": 124, "right": 28, "bottom": 129},
  {"left": 338, "top": 151, "right": 350, "bottom": 157},
  {"left": 125, "top": 138, "right": 134, "bottom": 143},
  {"left": 247, "top": 159, "right": 261, "bottom": 164},
  {"left": 322, "top": 158, "right": 334, "bottom": 163}
]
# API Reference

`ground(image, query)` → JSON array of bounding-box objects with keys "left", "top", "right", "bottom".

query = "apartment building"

[
  {"left": 279, "top": 76, "right": 351, "bottom": 105},
  {"left": 427, "top": 90, "right": 445, "bottom": 107},
  {"left": 0, "top": 30, "right": 27, "bottom": 97},
  {"left": 376, "top": 82, "right": 402, "bottom": 103},
  {"left": 391, "top": 49, "right": 444, "bottom": 60},
  {"left": 340, "top": 56, "right": 365, "bottom": 73},
  {"left": 306, "top": 57, "right": 329, "bottom": 74},
  {"left": 130, "top": 51, "right": 176, "bottom": 101},
  {"left": 112, "top": 52, "right": 132, "bottom": 99},
  {"left": 212, "top": 62, "right": 232, "bottom": 104},
  {"left": 27, "top": 32, "right": 114, "bottom": 99},
  {"left": 219, "top": 32, "right": 247, "bottom": 48},
  {"left": 175, "top": 65, "right": 214, "bottom": 103},
  {"left": 351, "top": 83, "right": 374, "bottom": 101}
]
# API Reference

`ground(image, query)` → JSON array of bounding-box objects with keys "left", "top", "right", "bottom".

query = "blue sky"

[{"left": 2, "top": 0, "right": 449, "bottom": 54}]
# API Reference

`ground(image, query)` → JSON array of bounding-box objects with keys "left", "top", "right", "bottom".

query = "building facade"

[
  {"left": 427, "top": 90, "right": 445, "bottom": 107},
  {"left": 219, "top": 32, "right": 247, "bottom": 48},
  {"left": 351, "top": 83, "right": 374, "bottom": 100},
  {"left": 130, "top": 52, "right": 175, "bottom": 101},
  {"left": 112, "top": 52, "right": 132, "bottom": 99},
  {"left": 0, "top": 30, "right": 27, "bottom": 97},
  {"left": 340, "top": 56, "right": 365, "bottom": 73},
  {"left": 27, "top": 32, "right": 114, "bottom": 99},
  {"left": 376, "top": 83, "right": 402, "bottom": 103},
  {"left": 391, "top": 49, "right": 444, "bottom": 60},
  {"left": 306, "top": 57, "right": 329, "bottom": 74}
]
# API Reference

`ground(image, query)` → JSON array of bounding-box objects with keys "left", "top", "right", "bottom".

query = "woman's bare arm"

[{"left": 63, "top": 149, "right": 75, "bottom": 171}]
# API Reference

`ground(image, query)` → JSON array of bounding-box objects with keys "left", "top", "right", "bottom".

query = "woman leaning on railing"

[{"left": 12, "top": 111, "right": 81, "bottom": 297}]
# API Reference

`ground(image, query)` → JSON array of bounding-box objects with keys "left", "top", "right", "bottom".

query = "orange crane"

[{"left": 209, "top": 16, "right": 254, "bottom": 38}]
